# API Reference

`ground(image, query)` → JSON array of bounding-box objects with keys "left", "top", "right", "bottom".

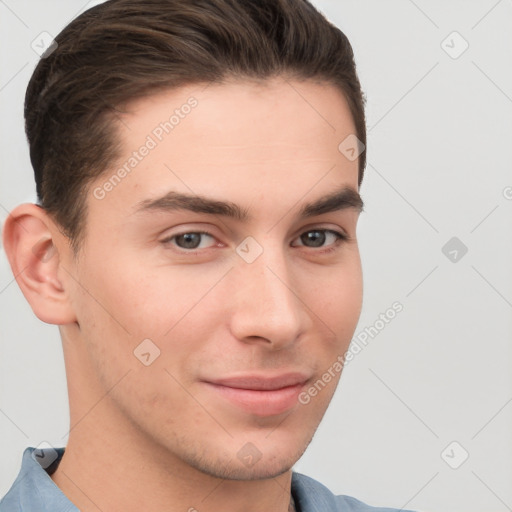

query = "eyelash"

[{"left": 161, "top": 228, "right": 349, "bottom": 254}]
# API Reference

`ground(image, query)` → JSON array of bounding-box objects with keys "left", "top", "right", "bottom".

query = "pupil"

[
  {"left": 302, "top": 230, "right": 325, "bottom": 247},
  {"left": 177, "top": 233, "right": 201, "bottom": 249}
]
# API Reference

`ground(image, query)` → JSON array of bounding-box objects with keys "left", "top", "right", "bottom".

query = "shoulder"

[{"left": 291, "top": 472, "right": 415, "bottom": 512}]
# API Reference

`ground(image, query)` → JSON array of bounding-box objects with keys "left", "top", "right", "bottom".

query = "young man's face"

[{"left": 61, "top": 77, "right": 363, "bottom": 479}]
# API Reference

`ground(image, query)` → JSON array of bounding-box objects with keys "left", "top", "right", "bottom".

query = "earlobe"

[{"left": 2, "top": 203, "right": 77, "bottom": 325}]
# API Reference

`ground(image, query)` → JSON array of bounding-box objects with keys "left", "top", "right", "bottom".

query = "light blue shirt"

[{"left": 1, "top": 447, "right": 413, "bottom": 512}]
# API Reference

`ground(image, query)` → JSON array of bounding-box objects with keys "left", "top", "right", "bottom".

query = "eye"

[
  {"left": 163, "top": 232, "right": 217, "bottom": 250},
  {"left": 292, "top": 229, "right": 346, "bottom": 248}
]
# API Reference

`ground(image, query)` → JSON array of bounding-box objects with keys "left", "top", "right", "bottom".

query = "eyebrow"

[
  {"left": 134, "top": 191, "right": 249, "bottom": 221},
  {"left": 299, "top": 187, "right": 364, "bottom": 217},
  {"left": 133, "top": 186, "right": 363, "bottom": 220}
]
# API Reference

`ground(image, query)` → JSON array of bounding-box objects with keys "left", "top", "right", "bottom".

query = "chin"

[
  {"left": 191, "top": 454, "right": 295, "bottom": 481},
  {"left": 178, "top": 432, "right": 314, "bottom": 482}
]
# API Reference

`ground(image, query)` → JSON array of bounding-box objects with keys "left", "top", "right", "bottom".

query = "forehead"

[
  {"left": 88, "top": 77, "right": 359, "bottom": 222},
  {"left": 118, "top": 77, "right": 356, "bottom": 157}
]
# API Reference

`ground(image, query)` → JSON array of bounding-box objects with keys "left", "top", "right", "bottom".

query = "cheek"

[
  {"left": 70, "top": 254, "right": 234, "bottom": 400},
  {"left": 295, "top": 265, "right": 362, "bottom": 414},
  {"left": 331, "top": 270, "right": 363, "bottom": 335},
  {"left": 299, "top": 257, "right": 363, "bottom": 341},
  {"left": 76, "top": 252, "right": 227, "bottom": 341}
]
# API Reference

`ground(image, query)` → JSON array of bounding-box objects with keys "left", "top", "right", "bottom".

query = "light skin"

[{"left": 3, "top": 77, "right": 363, "bottom": 512}]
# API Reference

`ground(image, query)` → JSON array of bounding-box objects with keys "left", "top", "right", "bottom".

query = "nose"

[{"left": 228, "top": 247, "right": 310, "bottom": 350}]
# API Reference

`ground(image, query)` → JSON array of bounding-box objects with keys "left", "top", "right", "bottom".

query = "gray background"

[{"left": 1, "top": 1, "right": 511, "bottom": 511}]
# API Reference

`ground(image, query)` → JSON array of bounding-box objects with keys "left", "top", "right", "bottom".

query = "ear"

[{"left": 2, "top": 203, "right": 77, "bottom": 325}]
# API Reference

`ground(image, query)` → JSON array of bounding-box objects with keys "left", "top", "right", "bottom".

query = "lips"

[{"left": 203, "top": 373, "right": 310, "bottom": 416}]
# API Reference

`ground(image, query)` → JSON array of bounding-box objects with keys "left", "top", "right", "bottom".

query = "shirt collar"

[
  {"left": 3, "top": 447, "right": 335, "bottom": 512},
  {"left": 1, "top": 446, "right": 78, "bottom": 512}
]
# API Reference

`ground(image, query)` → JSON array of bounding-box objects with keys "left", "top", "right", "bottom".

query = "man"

[{"left": 1, "top": 0, "right": 413, "bottom": 510}]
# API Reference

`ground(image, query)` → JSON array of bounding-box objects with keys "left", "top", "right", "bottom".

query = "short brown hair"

[{"left": 25, "top": 0, "right": 366, "bottom": 251}]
